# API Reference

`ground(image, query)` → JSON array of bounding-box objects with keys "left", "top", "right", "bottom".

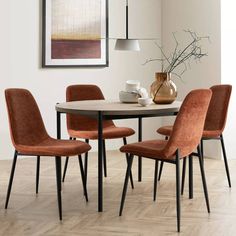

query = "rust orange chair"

[
  {"left": 62, "top": 85, "right": 135, "bottom": 187},
  {"left": 5, "top": 89, "right": 91, "bottom": 220},
  {"left": 157, "top": 85, "right": 232, "bottom": 188},
  {"left": 118, "top": 89, "right": 212, "bottom": 232}
]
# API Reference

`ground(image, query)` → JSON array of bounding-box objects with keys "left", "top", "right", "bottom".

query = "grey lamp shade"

[{"left": 115, "top": 39, "right": 140, "bottom": 51}]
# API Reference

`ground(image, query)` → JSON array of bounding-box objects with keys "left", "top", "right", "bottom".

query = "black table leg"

[
  {"left": 57, "top": 111, "right": 61, "bottom": 139},
  {"left": 138, "top": 117, "right": 142, "bottom": 182},
  {"left": 98, "top": 111, "right": 103, "bottom": 212}
]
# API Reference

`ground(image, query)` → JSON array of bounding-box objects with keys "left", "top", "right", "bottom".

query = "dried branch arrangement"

[{"left": 143, "top": 30, "right": 210, "bottom": 79}]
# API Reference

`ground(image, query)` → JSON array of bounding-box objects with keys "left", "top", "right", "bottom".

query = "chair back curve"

[
  {"left": 66, "top": 84, "right": 114, "bottom": 132},
  {"left": 5, "top": 89, "right": 49, "bottom": 148},
  {"left": 204, "top": 84, "right": 232, "bottom": 133},
  {"left": 164, "top": 89, "right": 212, "bottom": 158}
]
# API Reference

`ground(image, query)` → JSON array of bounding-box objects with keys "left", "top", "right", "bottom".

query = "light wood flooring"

[{"left": 0, "top": 150, "right": 235, "bottom": 236}]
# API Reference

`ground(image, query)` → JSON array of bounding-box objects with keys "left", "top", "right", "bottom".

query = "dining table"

[{"left": 55, "top": 100, "right": 181, "bottom": 212}]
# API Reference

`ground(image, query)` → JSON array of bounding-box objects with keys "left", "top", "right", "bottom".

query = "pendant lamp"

[{"left": 115, "top": 0, "right": 140, "bottom": 51}]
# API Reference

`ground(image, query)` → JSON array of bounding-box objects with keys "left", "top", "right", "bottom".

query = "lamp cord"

[{"left": 126, "top": 0, "right": 129, "bottom": 39}]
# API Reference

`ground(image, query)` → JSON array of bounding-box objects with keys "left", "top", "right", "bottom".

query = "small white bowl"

[
  {"left": 138, "top": 98, "right": 153, "bottom": 107},
  {"left": 125, "top": 80, "right": 140, "bottom": 92}
]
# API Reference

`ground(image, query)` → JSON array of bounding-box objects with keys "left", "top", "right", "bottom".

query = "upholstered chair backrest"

[
  {"left": 164, "top": 89, "right": 212, "bottom": 158},
  {"left": 204, "top": 85, "right": 232, "bottom": 133},
  {"left": 66, "top": 85, "right": 114, "bottom": 132},
  {"left": 5, "top": 89, "right": 49, "bottom": 148}
]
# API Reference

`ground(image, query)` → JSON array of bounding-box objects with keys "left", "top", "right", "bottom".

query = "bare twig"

[
  {"left": 154, "top": 42, "right": 172, "bottom": 68},
  {"left": 142, "top": 58, "right": 164, "bottom": 66},
  {"left": 144, "top": 30, "right": 209, "bottom": 79}
]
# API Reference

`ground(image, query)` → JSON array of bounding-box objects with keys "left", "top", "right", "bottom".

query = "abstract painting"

[{"left": 42, "top": 0, "right": 108, "bottom": 67}]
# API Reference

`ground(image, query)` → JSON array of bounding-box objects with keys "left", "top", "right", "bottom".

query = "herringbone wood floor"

[{"left": 0, "top": 150, "right": 235, "bottom": 236}]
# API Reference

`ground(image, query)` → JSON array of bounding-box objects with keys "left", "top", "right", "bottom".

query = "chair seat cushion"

[
  {"left": 157, "top": 125, "right": 221, "bottom": 139},
  {"left": 202, "top": 130, "right": 221, "bottom": 138},
  {"left": 68, "top": 126, "right": 135, "bottom": 140},
  {"left": 157, "top": 125, "right": 173, "bottom": 136},
  {"left": 16, "top": 138, "right": 91, "bottom": 156},
  {"left": 120, "top": 139, "right": 174, "bottom": 160}
]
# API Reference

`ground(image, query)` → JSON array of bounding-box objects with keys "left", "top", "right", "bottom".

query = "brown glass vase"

[{"left": 150, "top": 72, "right": 177, "bottom": 104}]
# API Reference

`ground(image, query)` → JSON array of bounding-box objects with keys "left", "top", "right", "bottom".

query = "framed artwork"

[{"left": 42, "top": 0, "right": 108, "bottom": 67}]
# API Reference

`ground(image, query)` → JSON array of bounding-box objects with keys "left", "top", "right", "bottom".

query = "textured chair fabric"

[
  {"left": 156, "top": 85, "right": 232, "bottom": 188},
  {"left": 68, "top": 126, "right": 135, "bottom": 140},
  {"left": 157, "top": 85, "right": 232, "bottom": 139},
  {"left": 62, "top": 84, "right": 135, "bottom": 184},
  {"left": 203, "top": 85, "right": 232, "bottom": 138},
  {"left": 4, "top": 88, "right": 91, "bottom": 220},
  {"left": 5, "top": 89, "right": 91, "bottom": 156},
  {"left": 15, "top": 139, "right": 90, "bottom": 156},
  {"left": 119, "top": 89, "right": 212, "bottom": 232},
  {"left": 156, "top": 125, "right": 173, "bottom": 137},
  {"left": 121, "top": 89, "right": 212, "bottom": 160},
  {"left": 66, "top": 84, "right": 135, "bottom": 139}
]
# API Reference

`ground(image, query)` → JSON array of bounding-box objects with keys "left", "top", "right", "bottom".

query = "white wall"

[
  {"left": 221, "top": 2, "right": 236, "bottom": 159},
  {"left": 161, "top": 0, "right": 222, "bottom": 159},
  {"left": 0, "top": 0, "right": 162, "bottom": 159},
  {"left": 1, "top": 0, "right": 226, "bottom": 160}
]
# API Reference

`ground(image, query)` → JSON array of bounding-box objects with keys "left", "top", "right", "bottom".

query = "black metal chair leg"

[
  {"left": 158, "top": 136, "right": 168, "bottom": 181},
  {"left": 158, "top": 161, "right": 163, "bottom": 181},
  {"left": 5, "top": 150, "right": 18, "bottom": 209},
  {"left": 78, "top": 155, "right": 89, "bottom": 202},
  {"left": 62, "top": 137, "right": 73, "bottom": 182},
  {"left": 123, "top": 138, "right": 134, "bottom": 189},
  {"left": 125, "top": 155, "right": 134, "bottom": 189},
  {"left": 62, "top": 157, "right": 69, "bottom": 182},
  {"left": 119, "top": 154, "right": 134, "bottom": 216},
  {"left": 84, "top": 139, "right": 89, "bottom": 187},
  {"left": 103, "top": 140, "right": 107, "bottom": 177},
  {"left": 36, "top": 156, "right": 40, "bottom": 194},
  {"left": 176, "top": 150, "right": 181, "bottom": 232},
  {"left": 55, "top": 156, "right": 62, "bottom": 220},
  {"left": 181, "top": 157, "right": 186, "bottom": 195},
  {"left": 201, "top": 139, "right": 204, "bottom": 164},
  {"left": 153, "top": 160, "right": 159, "bottom": 201},
  {"left": 220, "top": 135, "right": 231, "bottom": 187},
  {"left": 197, "top": 146, "right": 210, "bottom": 213},
  {"left": 189, "top": 155, "right": 193, "bottom": 199}
]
